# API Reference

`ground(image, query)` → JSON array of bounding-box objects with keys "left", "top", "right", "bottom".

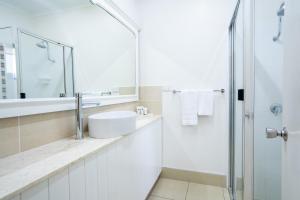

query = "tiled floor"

[{"left": 148, "top": 178, "right": 230, "bottom": 200}]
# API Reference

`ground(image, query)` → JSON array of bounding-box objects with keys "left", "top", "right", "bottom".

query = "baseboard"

[{"left": 160, "top": 167, "right": 227, "bottom": 188}]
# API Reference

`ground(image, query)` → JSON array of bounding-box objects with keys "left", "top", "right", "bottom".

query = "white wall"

[
  {"left": 0, "top": 3, "right": 33, "bottom": 29},
  {"left": 0, "top": 2, "right": 137, "bottom": 97},
  {"left": 114, "top": 0, "right": 236, "bottom": 175},
  {"left": 32, "top": 5, "right": 136, "bottom": 93}
]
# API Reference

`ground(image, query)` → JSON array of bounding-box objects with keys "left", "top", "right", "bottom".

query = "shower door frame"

[
  {"left": 242, "top": 0, "right": 255, "bottom": 199},
  {"left": 228, "top": 0, "right": 242, "bottom": 199},
  {"left": 230, "top": 0, "right": 257, "bottom": 199}
]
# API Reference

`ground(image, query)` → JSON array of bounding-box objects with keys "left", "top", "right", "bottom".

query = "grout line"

[
  {"left": 17, "top": 117, "right": 21, "bottom": 153},
  {"left": 150, "top": 194, "right": 174, "bottom": 200},
  {"left": 223, "top": 188, "right": 229, "bottom": 200},
  {"left": 185, "top": 182, "right": 190, "bottom": 200}
]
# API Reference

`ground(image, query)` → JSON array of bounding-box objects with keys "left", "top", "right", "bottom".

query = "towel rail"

[{"left": 163, "top": 89, "right": 225, "bottom": 94}]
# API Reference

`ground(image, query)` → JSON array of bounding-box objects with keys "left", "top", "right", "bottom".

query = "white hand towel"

[
  {"left": 180, "top": 90, "right": 199, "bottom": 126},
  {"left": 198, "top": 90, "right": 215, "bottom": 116}
]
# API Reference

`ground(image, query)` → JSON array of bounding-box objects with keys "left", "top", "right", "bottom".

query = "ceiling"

[{"left": 0, "top": 0, "right": 91, "bottom": 16}]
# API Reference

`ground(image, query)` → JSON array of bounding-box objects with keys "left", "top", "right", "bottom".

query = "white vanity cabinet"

[
  {"left": 49, "top": 169, "right": 69, "bottom": 200},
  {"left": 101, "top": 118, "right": 162, "bottom": 200},
  {"left": 21, "top": 181, "right": 48, "bottom": 200},
  {"left": 13, "top": 119, "right": 162, "bottom": 200}
]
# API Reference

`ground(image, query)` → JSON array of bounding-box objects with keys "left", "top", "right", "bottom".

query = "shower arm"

[{"left": 273, "top": 2, "right": 285, "bottom": 42}]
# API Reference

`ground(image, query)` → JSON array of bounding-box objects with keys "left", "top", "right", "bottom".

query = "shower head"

[
  {"left": 277, "top": 2, "right": 285, "bottom": 17},
  {"left": 35, "top": 40, "right": 56, "bottom": 63},
  {"left": 36, "top": 40, "right": 47, "bottom": 49}
]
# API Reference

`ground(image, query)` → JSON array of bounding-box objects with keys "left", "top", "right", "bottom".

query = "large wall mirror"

[{"left": 0, "top": 0, "right": 138, "bottom": 101}]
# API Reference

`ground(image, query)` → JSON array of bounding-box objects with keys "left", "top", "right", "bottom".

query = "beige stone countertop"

[{"left": 0, "top": 114, "right": 161, "bottom": 200}]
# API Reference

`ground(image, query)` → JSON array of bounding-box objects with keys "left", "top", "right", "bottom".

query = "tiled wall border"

[
  {"left": 0, "top": 86, "right": 163, "bottom": 159},
  {"left": 161, "top": 167, "right": 227, "bottom": 188}
]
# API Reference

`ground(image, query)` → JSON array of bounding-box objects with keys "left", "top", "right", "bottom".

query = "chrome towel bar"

[{"left": 163, "top": 89, "right": 225, "bottom": 94}]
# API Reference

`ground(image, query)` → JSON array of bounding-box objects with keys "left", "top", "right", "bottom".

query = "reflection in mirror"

[
  {"left": 0, "top": 27, "right": 17, "bottom": 99},
  {"left": 18, "top": 30, "right": 74, "bottom": 98},
  {"left": 0, "top": 0, "right": 137, "bottom": 99}
]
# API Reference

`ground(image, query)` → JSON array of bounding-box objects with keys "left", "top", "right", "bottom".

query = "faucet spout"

[
  {"left": 75, "top": 93, "right": 100, "bottom": 140},
  {"left": 76, "top": 93, "right": 84, "bottom": 140}
]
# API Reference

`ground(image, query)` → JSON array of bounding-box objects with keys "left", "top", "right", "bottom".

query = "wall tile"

[
  {"left": 119, "top": 87, "right": 136, "bottom": 95},
  {"left": 19, "top": 111, "right": 75, "bottom": 151},
  {"left": 139, "top": 86, "right": 162, "bottom": 102},
  {"left": 2, "top": 101, "right": 138, "bottom": 156},
  {"left": 139, "top": 86, "right": 163, "bottom": 115},
  {"left": 161, "top": 167, "right": 227, "bottom": 188},
  {"left": 139, "top": 101, "right": 162, "bottom": 115},
  {"left": 0, "top": 117, "right": 19, "bottom": 158}
]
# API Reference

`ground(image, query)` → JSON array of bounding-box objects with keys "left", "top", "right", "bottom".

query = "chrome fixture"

[
  {"left": 273, "top": 2, "right": 285, "bottom": 42},
  {"left": 270, "top": 103, "right": 283, "bottom": 116},
  {"left": 266, "top": 127, "right": 288, "bottom": 141},
  {"left": 163, "top": 89, "right": 225, "bottom": 94},
  {"left": 76, "top": 93, "right": 100, "bottom": 140},
  {"left": 36, "top": 40, "right": 56, "bottom": 63}
]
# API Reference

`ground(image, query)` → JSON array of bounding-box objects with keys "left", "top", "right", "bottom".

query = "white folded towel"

[
  {"left": 180, "top": 90, "right": 199, "bottom": 126},
  {"left": 198, "top": 90, "right": 215, "bottom": 116}
]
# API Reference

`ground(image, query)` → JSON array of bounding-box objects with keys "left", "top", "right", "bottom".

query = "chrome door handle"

[{"left": 266, "top": 127, "right": 288, "bottom": 141}]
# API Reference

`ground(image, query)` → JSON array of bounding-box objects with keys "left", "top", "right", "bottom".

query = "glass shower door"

[
  {"left": 253, "top": 0, "right": 300, "bottom": 199},
  {"left": 253, "top": 1, "right": 283, "bottom": 199}
]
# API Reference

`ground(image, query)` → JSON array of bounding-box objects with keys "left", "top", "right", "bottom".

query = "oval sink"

[{"left": 88, "top": 111, "right": 137, "bottom": 139}]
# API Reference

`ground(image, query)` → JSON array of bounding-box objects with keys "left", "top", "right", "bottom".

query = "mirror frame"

[{"left": 0, "top": 0, "right": 140, "bottom": 118}]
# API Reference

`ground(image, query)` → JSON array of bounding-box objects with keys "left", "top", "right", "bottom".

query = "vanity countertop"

[{"left": 0, "top": 114, "right": 161, "bottom": 200}]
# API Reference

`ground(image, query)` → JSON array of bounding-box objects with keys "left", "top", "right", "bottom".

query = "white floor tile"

[
  {"left": 147, "top": 195, "right": 173, "bottom": 200},
  {"left": 236, "top": 190, "right": 243, "bottom": 200},
  {"left": 186, "top": 183, "right": 224, "bottom": 200},
  {"left": 151, "top": 178, "right": 188, "bottom": 200},
  {"left": 223, "top": 188, "right": 230, "bottom": 200}
]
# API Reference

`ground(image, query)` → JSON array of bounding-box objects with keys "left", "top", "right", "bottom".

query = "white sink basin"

[{"left": 88, "top": 111, "right": 137, "bottom": 139}]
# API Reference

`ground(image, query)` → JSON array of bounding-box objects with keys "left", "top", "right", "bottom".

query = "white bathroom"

[{"left": 0, "top": 0, "right": 300, "bottom": 200}]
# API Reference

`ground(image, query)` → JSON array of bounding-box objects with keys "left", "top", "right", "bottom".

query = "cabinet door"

[
  {"left": 69, "top": 160, "right": 86, "bottom": 200},
  {"left": 21, "top": 180, "right": 48, "bottom": 200},
  {"left": 49, "top": 169, "right": 69, "bottom": 200},
  {"left": 97, "top": 150, "right": 108, "bottom": 200},
  {"left": 106, "top": 145, "right": 121, "bottom": 200},
  {"left": 133, "top": 120, "right": 162, "bottom": 199},
  {"left": 117, "top": 137, "right": 134, "bottom": 200},
  {"left": 9, "top": 195, "right": 20, "bottom": 200},
  {"left": 85, "top": 154, "right": 98, "bottom": 200}
]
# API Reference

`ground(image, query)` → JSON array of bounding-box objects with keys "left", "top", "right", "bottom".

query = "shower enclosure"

[
  {"left": 230, "top": 0, "right": 300, "bottom": 199},
  {"left": 229, "top": 0, "right": 244, "bottom": 200}
]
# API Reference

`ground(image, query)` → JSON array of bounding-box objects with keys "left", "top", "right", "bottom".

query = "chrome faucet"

[{"left": 75, "top": 93, "right": 100, "bottom": 140}]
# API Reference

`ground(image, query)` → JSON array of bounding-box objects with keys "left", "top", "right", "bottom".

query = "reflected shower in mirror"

[
  {"left": 18, "top": 30, "right": 74, "bottom": 99},
  {"left": 0, "top": 0, "right": 137, "bottom": 99}
]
